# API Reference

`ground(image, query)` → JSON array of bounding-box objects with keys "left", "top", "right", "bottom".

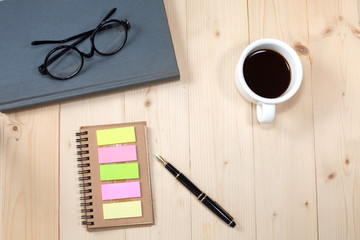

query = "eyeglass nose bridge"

[{"left": 82, "top": 50, "right": 95, "bottom": 59}]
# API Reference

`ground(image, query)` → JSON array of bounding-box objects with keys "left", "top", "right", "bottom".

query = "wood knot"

[
  {"left": 305, "top": 201, "right": 309, "bottom": 207},
  {"left": 345, "top": 158, "right": 350, "bottom": 165},
  {"left": 327, "top": 172, "right": 336, "bottom": 180},
  {"left": 323, "top": 24, "right": 335, "bottom": 37},
  {"left": 338, "top": 16, "right": 343, "bottom": 21},
  {"left": 9, "top": 124, "right": 22, "bottom": 141},
  {"left": 350, "top": 25, "right": 360, "bottom": 39},
  {"left": 215, "top": 30, "right": 220, "bottom": 37},
  {"left": 144, "top": 99, "right": 152, "bottom": 108},
  {"left": 272, "top": 211, "right": 278, "bottom": 218},
  {"left": 293, "top": 42, "right": 309, "bottom": 56}
]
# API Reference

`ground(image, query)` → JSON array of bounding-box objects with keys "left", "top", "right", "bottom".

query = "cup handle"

[{"left": 256, "top": 103, "right": 275, "bottom": 123}]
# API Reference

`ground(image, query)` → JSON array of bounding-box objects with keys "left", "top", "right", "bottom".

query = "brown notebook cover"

[{"left": 76, "top": 122, "right": 154, "bottom": 231}]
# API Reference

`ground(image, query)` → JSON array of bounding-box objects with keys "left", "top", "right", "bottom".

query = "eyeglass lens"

[
  {"left": 46, "top": 47, "right": 83, "bottom": 79},
  {"left": 93, "top": 21, "right": 126, "bottom": 55}
]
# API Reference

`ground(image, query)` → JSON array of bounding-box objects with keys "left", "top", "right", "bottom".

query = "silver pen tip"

[{"left": 154, "top": 154, "right": 168, "bottom": 165}]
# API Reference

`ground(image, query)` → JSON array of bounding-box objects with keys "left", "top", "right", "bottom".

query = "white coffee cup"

[{"left": 235, "top": 38, "right": 303, "bottom": 123}]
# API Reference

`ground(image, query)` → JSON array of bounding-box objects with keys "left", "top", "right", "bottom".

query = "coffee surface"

[{"left": 243, "top": 49, "right": 291, "bottom": 98}]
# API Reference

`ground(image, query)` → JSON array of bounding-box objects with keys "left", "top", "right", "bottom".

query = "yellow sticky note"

[
  {"left": 96, "top": 126, "right": 136, "bottom": 146},
  {"left": 103, "top": 201, "right": 142, "bottom": 219}
]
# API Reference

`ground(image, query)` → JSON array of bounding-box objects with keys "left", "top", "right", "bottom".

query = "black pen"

[{"left": 155, "top": 154, "right": 236, "bottom": 227}]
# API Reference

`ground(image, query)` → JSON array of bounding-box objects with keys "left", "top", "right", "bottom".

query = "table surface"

[{"left": 1, "top": 0, "right": 360, "bottom": 239}]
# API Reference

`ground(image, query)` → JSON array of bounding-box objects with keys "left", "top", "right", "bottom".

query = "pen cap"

[{"left": 202, "top": 197, "right": 235, "bottom": 227}]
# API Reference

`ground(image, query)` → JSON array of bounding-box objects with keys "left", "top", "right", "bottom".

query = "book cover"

[{"left": 0, "top": 0, "right": 179, "bottom": 112}]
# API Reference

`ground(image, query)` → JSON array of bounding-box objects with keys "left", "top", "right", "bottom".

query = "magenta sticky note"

[
  {"left": 98, "top": 145, "right": 137, "bottom": 164},
  {"left": 101, "top": 181, "right": 141, "bottom": 200}
]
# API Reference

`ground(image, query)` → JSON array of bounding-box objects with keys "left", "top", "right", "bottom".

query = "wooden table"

[{"left": 1, "top": 0, "right": 359, "bottom": 239}]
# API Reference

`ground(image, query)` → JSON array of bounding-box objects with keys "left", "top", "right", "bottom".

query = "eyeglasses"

[{"left": 32, "top": 8, "right": 130, "bottom": 80}]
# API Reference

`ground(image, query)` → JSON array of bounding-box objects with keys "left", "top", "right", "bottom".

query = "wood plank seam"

[
  {"left": 304, "top": 0, "right": 320, "bottom": 239},
  {"left": 247, "top": 0, "right": 258, "bottom": 239},
  {"left": 184, "top": 1, "right": 194, "bottom": 239}
]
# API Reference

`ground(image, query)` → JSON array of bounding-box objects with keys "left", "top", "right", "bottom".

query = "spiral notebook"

[{"left": 76, "top": 121, "right": 154, "bottom": 231}]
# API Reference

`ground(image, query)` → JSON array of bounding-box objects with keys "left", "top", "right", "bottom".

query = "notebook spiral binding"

[{"left": 76, "top": 131, "right": 94, "bottom": 226}]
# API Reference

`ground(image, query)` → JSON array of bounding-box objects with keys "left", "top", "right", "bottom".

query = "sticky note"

[
  {"left": 103, "top": 201, "right": 142, "bottom": 219},
  {"left": 100, "top": 162, "right": 139, "bottom": 181},
  {"left": 101, "top": 181, "right": 141, "bottom": 200},
  {"left": 96, "top": 126, "right": 136, "bottom": 146},
  {"left": 98, "top": 145, "right": 137, "bottom": 164}
]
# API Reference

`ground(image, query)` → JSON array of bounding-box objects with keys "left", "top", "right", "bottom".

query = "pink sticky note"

[
  {"left": 101, "top": 181, "right": 141, "bottom": 200},
  {"left": 98, "top": 145, "right": 137, "bottom": 164}
]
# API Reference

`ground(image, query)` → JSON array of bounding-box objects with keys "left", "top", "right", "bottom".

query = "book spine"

[{"left": 76, "top": 131, "right": 94, "bottom": 226}]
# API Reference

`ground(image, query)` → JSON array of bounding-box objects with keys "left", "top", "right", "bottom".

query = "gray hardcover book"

[{"left": 0, "top": 0, "right": 179, "bottom": 112}]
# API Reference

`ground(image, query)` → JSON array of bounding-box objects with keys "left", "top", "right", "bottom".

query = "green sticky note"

[
  {"left": 103, "top": 201, "right": 142, "bottom": 219},
  {"left": 96, "top": 126, "right": 136, "bottom": 146},
  {"left": 100, "top": 162, "right": 139, "bottom": 181}
]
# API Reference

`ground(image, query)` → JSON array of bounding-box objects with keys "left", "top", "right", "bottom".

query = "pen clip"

[{"left": 214, "top": 201, "right": 234, "bottom": 220}]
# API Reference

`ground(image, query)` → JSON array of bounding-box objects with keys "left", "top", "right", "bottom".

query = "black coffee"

[{"left": 243, "top": 49, "right": 291, "bottom": 98}]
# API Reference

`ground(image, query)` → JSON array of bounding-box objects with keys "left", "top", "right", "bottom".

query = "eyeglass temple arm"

[
  {"left": 101, "top": 8, "right": 117, "bottom": 22},
  {"left": 31, "top": 8, "right": 117, "bottom": 46},
  {"left": 31, "top": 22, "right": 127, "bottom": 46},
  {"left": 31, "top": 29, "right": 94, "bottom": 45}
]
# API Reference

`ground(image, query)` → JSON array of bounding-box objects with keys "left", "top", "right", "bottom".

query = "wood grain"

[
  {"left": 187, "top": 0, "right": 255, "bottom": 239},
  {"left": 248, "top": 0, "right": 318, "bottom": 239},
  {"left": 0, "top": 106, "right": 59, "bottom": 240},
  {"left": 307, "top": 0, "right": 360, "bottom": 239}
]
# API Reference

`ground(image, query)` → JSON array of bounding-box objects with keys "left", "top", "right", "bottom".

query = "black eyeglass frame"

[{"left": 32, "top": 8, "right": 131, "bottom": 80}]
